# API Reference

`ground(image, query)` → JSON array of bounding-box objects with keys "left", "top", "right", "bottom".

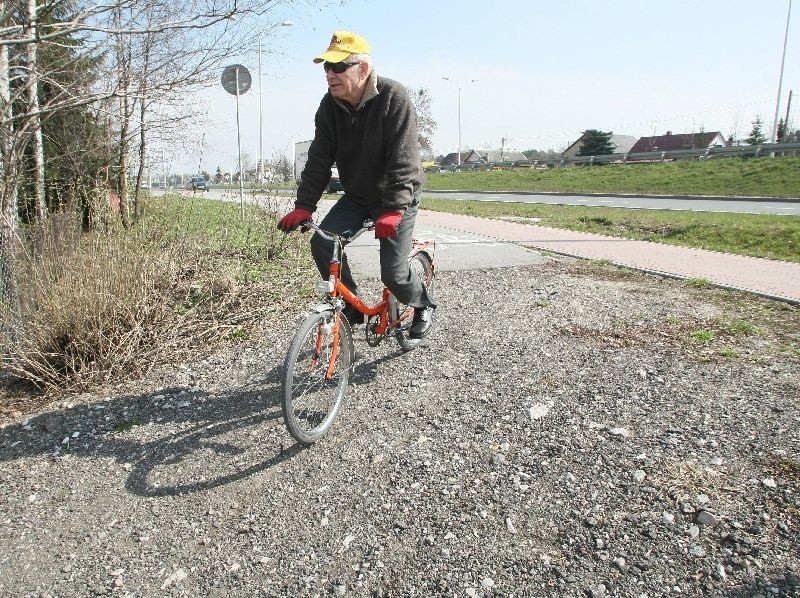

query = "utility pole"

[
  {"left": 771, "top": 0, "right": 793, "bottom": 143},
  {"left": 784, "top": 90, "right": 793, "bottom": 139},
  {"left": 442, "top": 77, "right": 477, "bottom": 166},
  {"left": 258, "top": 31, "right": 263, "bottom": 187}
]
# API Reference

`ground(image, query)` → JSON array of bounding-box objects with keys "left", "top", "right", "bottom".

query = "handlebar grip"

[{"left": 300, "top": 219, "right": 375, "bottom": 242}]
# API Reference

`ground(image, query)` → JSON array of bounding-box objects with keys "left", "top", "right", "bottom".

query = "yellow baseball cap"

[{"left": 313, "top": 31, "right": 371, "bottom": 64}]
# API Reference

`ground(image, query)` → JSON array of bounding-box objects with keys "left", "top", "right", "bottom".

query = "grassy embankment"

[
  {"left": 422, "top": 156, "right": 800, "bottom": 263},
  {"left": 424, "top": 155, "right": 800, "bottom": 197}
]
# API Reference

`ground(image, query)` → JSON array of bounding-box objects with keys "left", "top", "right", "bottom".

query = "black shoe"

[
  {"left": 409, "top": 306, "right": 435, "bottom": 339},
  {"left": 341, "top": 303, "right": 365, "bottom": 325}
]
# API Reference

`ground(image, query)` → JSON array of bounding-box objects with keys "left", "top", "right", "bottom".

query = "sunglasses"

[{"left": 323, "top": 61, "right": 360, "bottom": 74}]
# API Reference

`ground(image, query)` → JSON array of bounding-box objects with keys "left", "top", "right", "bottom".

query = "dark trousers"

[{"left": 310, "top": 195, "right": 436, "bottom": 309}]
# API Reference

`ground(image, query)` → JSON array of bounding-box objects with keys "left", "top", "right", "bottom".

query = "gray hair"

[{"left": 348, "top": 53, "right": 373, "bottom": 70}]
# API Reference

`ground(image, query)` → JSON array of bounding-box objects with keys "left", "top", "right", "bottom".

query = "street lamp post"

[
  {"left": 442, "top": 77, "right": 477, "bottom": 166},
  {"left": 258, "top": 21, "right": 293, "bottom": 187},
  {"left": 772, "top": 0, "right": 793, "bottom": 143}
]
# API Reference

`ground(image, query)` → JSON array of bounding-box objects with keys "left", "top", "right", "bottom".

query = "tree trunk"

[
  {"left": 114, "top": 7, "right": 131, "bottom": 229},
  {"left": 133, "top": 33, "right": 153, "bottom": 219},
  {"left": 0, "top": 0, "right": 17, "bottom": 220},
  {"left": 25, "top": 0, "right": 46, "bottom": 222},
  {"left": 117, "top": 95, "right": 131, "bottom": 229},
  {"left": 0, "top": 3, "right": 21, "bottom": 354}
]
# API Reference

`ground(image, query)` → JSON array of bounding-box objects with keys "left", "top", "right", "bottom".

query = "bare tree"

[
  {"left": 132, "top": 17, "right": 154, "bottom": 216},
  {"left": 408, "top": 86, "right": 437, "bottom": 157},
  {"left": 1, "top": 0, "right": 320, "bottom": 350},
  {"left": 0, "top": 0, "right": 20, "bottom": 350},
  {"left": 272, "top": 153, "right": 292, "bottom": 181},
  {"left": 24, "top": 0, "right": 45, "bottom": 220},
  {"left": 1, "top": 0, "right": 306, "bottom": 230},
  {"left": 0, "top": 0, "right": 15, "bottom": 219}
]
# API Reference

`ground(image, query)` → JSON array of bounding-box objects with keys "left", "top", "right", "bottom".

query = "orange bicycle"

[{"left": 281, "top": 219, "right": 435, "bottom": 444}]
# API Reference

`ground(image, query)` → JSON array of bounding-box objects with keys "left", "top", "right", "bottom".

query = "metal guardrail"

[
  {"left": 525, "top": 141, "right": 800, "bottom": 168},
  {"left": 433, "top": 142, "right": 800, "bottom": 172}
]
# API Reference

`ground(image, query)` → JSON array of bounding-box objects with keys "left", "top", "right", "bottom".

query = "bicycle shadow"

[
  {"left": 0, "top": 361, "right": 303, "bottom": 498},
  {"left": 348, "top": 340, "right": 427, "bottom": 386}
]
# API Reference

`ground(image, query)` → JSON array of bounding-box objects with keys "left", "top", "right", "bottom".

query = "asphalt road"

[
  {"left": 165, "top": 187, "right": 800, "bottom": 216},
  {"left": 343, "top": 220, "right": 548, "bottom": 280},
  {"left": 423, "top": 190, "right": 800, "bottom": 215}
]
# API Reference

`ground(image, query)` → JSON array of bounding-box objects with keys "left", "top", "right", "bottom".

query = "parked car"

[
  {"left": 190, "top": 176, "right": 208, "bottom": 191},
  {"left": 326, "top": 165, "right": 343, "bottom": 193}
]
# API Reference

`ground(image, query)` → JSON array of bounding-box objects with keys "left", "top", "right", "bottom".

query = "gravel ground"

[{"left": 1, "top": 256, "right": 798, "bottom": 597}]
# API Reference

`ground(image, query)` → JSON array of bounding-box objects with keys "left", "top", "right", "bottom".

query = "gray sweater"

[{"left": 295, "top": 73, "right": 424, "bottom": 213}]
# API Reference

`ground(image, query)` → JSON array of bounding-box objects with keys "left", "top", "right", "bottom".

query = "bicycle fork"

[
  {"left": 310, "top": 317, "right": 340, "bottom": 381},
  {"left": 311, "top": 260, "right": 345, "bottom": 381}
]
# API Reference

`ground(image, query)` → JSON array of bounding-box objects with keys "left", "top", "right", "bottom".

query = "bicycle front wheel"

[
  {"left": 282, "top": 310, "right": 353, "bottom": 444},
  {"left": 391, "top": 250, "right": 435, "bottom": 352}
]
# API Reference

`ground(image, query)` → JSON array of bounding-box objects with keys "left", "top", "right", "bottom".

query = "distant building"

[
  {"left": 628, "top": 131, "right": 726, "bottom": 153},
  {"left": 440, "top": 150, "right": 483, "bottom": 166},
  {"left": 475, "top": 149, "right": 530, "bottom": 164},
  {"left": 440, "top": 148, "right": 530, "bottom": 166},
  {"left": 561, "top": 134, "right": 639, "bottom": 157}
]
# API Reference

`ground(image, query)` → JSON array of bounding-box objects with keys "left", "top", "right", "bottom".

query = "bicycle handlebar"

[{"left": 301, "top": 219, "right": 374, "bottom": 244}]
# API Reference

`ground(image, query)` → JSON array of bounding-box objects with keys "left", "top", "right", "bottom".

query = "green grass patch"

[
  {"left": 722, "top": 319, "right": 757, "bottom": 336},
  {"left": 113, "top": 417, "right": 143, "bottom": 433},
  {"left": 778, "top": 344, "right": 800, "bottom": 358},
  {"left": 426, "top": 155, "right": 800, "bottom": 198},
  {"left": 686, "top": 278, "right": 713, "bottom": 288},
  {"left": 420, "top": 198, "right": 800, "bottom": 263},
  {"left": 690, "top": 329, "right": 716, "bottom": 344}
]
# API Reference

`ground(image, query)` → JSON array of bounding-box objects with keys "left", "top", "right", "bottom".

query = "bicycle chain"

[{"left": 364, "top": 315, "right": 384, "bottom": 347}]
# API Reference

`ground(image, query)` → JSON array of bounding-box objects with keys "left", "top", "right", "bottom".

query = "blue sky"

[{"left": 178, "top": 0, "right": 798, "bottom": 174}]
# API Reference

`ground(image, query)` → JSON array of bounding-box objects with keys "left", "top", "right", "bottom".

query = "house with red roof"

[{"left": 628, "top": 131, "right": 726, "bottom": 153}]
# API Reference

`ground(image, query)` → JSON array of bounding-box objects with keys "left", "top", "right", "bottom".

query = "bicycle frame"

[
  {"left": 282, "top": 220, "right": 436, "bottom": 444},
  {"left": 307, "top": 220, "right": 393, "bottom": 333},
  {"left": 303, "top": 220, "right": 435, "bottom": 378}
]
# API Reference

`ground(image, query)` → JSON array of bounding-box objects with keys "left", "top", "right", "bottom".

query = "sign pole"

[
  {"left": 235, "top": 67, "right": 245, "bottom": 220},
  {"left": 221, "top": 63, "right": 252, "bottom": 219}
]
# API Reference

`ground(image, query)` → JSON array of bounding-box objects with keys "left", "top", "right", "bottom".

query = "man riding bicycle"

[{"left": 278, "top": 30, "right": 437, "bottom": 339}]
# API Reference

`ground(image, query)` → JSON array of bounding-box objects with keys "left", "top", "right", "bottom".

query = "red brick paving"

[{"left": 418, "top": 210, "right": 800, "bottom": 304}]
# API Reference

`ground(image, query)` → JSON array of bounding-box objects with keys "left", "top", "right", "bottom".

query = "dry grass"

[
  {"left": 555, "top": 261, "right": 800, "bottom": 362},
  {"left": 653, "top": 458, "right": 745, "bottom": 509},
  {"left": 0, "top": 195, "right": 316, "bottom": 407}
]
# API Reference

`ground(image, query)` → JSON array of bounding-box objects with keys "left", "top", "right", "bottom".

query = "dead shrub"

[{"left": 1, "top": 196, "right": 314, "bottom": 398}]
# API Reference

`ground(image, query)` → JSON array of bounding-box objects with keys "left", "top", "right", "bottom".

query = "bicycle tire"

[
  {"left": 282, "top": 310, "right": 353, "bottom": 444},
  {"left": 391, "top": 250, "right": 435, "bottom": 352}
]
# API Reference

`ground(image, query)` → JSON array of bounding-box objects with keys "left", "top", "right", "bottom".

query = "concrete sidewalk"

[{"left": 418, "top": 210, "right": 800, "bottom": 304}]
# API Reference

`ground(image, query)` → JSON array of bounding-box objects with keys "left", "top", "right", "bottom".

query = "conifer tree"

[
  {"left": 578, "top": 129, "right": 615, "bottom": 156},
  {"left": 745, "top": 117, "right": 767, "bottom": 145}
]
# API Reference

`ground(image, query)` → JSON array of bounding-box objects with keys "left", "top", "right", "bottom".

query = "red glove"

[
  {"left": 375, "top": 210, "right": 403, "bottom": 238},
  {"left": 278, "top": 208, "right": 313, "bottom": 232}
]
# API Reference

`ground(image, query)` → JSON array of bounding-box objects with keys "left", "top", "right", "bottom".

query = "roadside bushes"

[{"left": 0, "top": 193, "right": 315, "bottom": 396}]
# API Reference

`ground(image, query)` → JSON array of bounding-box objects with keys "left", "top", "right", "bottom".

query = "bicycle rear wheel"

[
  {"left": 282, "top": 310, "right": 353, "bottom": 444},
  {"left": 391, "top": 250, "right": 435, "bottom": 352}
]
